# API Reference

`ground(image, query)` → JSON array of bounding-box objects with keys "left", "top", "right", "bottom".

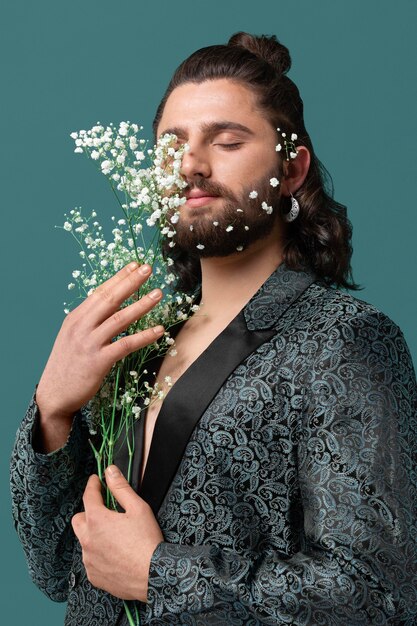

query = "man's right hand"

[{"left": 35, "top": 261, "right": 164, "bottom": 452}]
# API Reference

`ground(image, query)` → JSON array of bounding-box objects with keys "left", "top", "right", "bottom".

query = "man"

[{"left": 11, "top": 33, "right": 417, "bottom": 625}]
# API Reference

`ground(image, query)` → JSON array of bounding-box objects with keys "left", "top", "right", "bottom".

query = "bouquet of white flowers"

[{"left": 60, "top": 121, "right": 196, "bottom": 625}]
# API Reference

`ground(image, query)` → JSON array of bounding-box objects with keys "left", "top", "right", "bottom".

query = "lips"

[{"left": 185, "top": 189, "right": 220, "bottom": 208}]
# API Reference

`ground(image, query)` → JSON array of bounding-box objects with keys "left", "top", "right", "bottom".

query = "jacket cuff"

[
  {"left": 145, "top": 541, "right": 220, "bottom": 620},
  {"left": 14, "top": 388, "right": 92, "bottom": 483}
]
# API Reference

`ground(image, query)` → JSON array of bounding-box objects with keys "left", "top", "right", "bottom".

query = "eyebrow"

[{"left": 159, "top": 121, "right": 255, "bottom": 139}]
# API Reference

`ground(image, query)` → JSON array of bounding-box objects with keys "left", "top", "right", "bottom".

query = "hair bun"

[{"left": 228, "top": 31, "right": 291, "bottom": 76}]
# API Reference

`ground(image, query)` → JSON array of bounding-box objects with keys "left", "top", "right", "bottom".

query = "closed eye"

[{"left": 215, "top": 143, "right": 243, "bottom": 150}]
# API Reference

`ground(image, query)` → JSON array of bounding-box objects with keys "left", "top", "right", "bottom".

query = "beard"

[{"left": 170, "top": 169, "right": 284, "bottom": 258}]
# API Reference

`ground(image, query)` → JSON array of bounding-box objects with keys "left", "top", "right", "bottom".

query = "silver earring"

[{"left": 283, "top": 192, "right": 300, "bottom": 222}]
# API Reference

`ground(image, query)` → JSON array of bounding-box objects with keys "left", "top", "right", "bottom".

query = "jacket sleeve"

[
  {"left": 144, "top": 312, "right": 417, "bottom": 625},
  {"left": 10, "top": 391, "right": 94, "bottom": 601}
]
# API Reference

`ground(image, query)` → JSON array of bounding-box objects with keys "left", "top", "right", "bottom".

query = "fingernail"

[
  {"left": 106, "top": 465, "right": 121, "bottom": 477},
  {"left": 152, "top": 325, "right": 164, "bottom": 335},
  {"left": 128, "top": 262, "right": 139, "bottom": 270},
  {"left": 138, "top": 264, "right": 151, "bottom": 275},
  {"left": 148, "top": 289, "right": 162, "bottom": 301}
]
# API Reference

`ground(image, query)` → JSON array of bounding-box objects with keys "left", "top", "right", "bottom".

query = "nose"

[{"left": 180, "top": 145, "right": 211, "bottom": 181}]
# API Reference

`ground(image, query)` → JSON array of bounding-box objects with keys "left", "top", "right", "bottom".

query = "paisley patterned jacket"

[{"left": 11, "top": 264, "right": 417, "bottom": 625}]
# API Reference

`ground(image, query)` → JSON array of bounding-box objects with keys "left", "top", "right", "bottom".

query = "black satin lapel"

[{"left": 139, "top": 310, "right": 275, "bottom": 515}]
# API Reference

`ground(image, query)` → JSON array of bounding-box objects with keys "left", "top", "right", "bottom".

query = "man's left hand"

[{"left": 72, "top": 466, "right": 163, "bottom": 602}]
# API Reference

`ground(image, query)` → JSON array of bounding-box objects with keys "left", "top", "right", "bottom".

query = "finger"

[
  {"left": 73, "top": 261, "right": 139, "bottom": 317},
  {"left": 90, "top": 263, "right": 153, "bottom": 326},
  {"left": 77, "top": 262, "right": 153, "bottom": 327},
  {"left": 82, "top": 474, "right": 105, "bottom": 513},
  {"left": 104, "top": 324, "right": 165, "bottom": 363},
  {"left": 104, "top": 465, "right": 140, "bottom": 512},
  {"left": 71, "top": 511, "right": 86, "bottom": 539},
  {"left": 93, "top": 288, "right": 163, "bottom": 346}
]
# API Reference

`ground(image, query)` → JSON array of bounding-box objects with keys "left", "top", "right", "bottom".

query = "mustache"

[{"left": 184, "top": 178, "right": 237, "bottom": 202}]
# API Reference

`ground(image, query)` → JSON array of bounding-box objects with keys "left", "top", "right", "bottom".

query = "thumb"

[{"left": 105, "top": 465, "right": 138, "bottom": 512}]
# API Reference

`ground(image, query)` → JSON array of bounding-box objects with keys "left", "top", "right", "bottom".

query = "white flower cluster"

[
  {"left": 70, "top": 122, "right": 188, "bottom": 245},
  {"left": 276, "top": 129, "right": 299, "bottom": 161},
  {"left": 63, "top": 122, "right": 199, "bottom": 436}
]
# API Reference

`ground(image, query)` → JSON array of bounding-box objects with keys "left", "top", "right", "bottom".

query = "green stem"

[
  {"left": 89, "top": 439, "right": 102, "bottom": 480},
  {"left": 126, "top": 411, "right": 137, "bottom": 484},
  {"left": 123, "top": 600, "right": 140, "bottom": 626},
  {"left": 108, "top": 365, "right": 122, "bottom": 465}
]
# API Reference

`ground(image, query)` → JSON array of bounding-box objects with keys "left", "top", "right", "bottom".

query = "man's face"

[{"left": 157, "top": 79, "right": 284, "bottom": 256}]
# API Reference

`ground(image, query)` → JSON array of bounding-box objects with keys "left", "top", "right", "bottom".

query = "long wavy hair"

[{"left": 153, "top": 32, "right": 358, "bottom": 294}]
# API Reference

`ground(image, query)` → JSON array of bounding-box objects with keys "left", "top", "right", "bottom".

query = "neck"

[{"left": 198, "top": 224, "right": 284, "bottom": 320}]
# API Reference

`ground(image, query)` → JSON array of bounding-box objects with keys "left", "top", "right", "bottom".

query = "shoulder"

[
  {"left": 278, "top": 280, "right": 415, "bottom": 384},
  {"left": 298, "top": 280, "right": 403, "bottom": 341},
  {"left": 293, "top": 281, "right": 416, "bottom": 393}
]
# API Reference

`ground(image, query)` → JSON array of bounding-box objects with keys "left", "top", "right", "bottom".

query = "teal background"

[{"left": 1, "top": 0, "right": 416, "bottom": 623}]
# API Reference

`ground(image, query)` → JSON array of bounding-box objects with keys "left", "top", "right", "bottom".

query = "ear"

[{"left": 280, "top": 146, "right": 311, "bottom": 196}]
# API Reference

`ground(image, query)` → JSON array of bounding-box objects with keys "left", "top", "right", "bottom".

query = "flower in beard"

[{"left": 170, "top": 169, "right": 283, "bottom": 257}]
